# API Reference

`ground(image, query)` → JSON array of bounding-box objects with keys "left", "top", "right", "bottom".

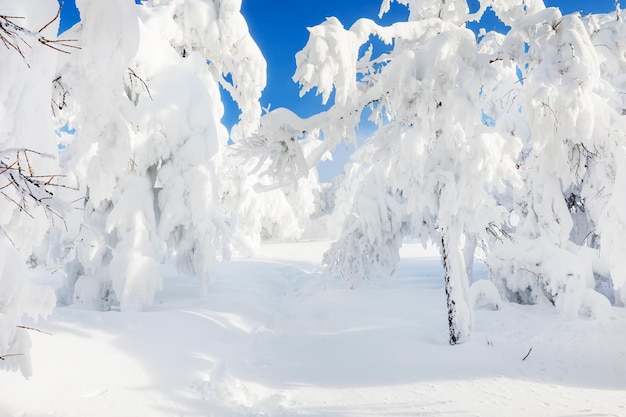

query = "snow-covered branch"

[
  {"left": 0, "top": 149, "right": 71, "bottom": 239},
  {"left": 0, "top": 6, "right": 78, "bottom": 62}
]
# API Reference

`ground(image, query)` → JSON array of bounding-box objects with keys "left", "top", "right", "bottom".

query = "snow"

[
  {"left": 2, "top": 241, "right": 625, "bottom": 416},
  {"left": 2, "top": 0, "right": 626, "bottom": 413}
]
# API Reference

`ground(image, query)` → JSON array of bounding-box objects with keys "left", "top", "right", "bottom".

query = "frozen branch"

[
  {"left": 0, "top": 353, "right": 24, "bottom": 361},
  {"left": 16, "top": 325, "right": 53, "bottom": 336},
  {"left": 522, "top": 347, "right": 533, "bottom": 361},
  {"left": 51, "top": 76, "right": 69, "bottom": 115},
  {"left": 0, "top": 149, "right": 74, "bottom": 234},
  {"left": 127, "top": 68, "right": 153, "bottom": 102},
  {"left": 0, "top": 4, "right": 79, "bottom": 64}
]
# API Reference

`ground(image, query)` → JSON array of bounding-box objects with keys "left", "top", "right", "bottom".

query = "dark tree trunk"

[{"left": 441, "top": 234, "right": 462, "bottom": 345}]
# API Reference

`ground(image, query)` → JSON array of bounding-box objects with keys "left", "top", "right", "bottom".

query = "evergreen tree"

[
  {"left": 0, "top": 0, "right": 62, "bottom": 377},
  {"left": 57, "top": 0, "right": 267, "bottom": 310}
]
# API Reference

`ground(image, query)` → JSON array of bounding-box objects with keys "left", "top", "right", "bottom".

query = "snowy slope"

[{"left": 1, "top": 241, "right": 625, "bottom": 417}]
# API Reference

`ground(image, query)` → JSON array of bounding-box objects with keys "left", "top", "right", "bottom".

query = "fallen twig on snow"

[
  {"left": 0, "top": 353, "right": 24, "bottom": 361},
  {"left": 16, "top": 325, "right": 53, "bottom": 336},
  {"left": 522, "top": 347, "right": 533, "bottom": 361}
]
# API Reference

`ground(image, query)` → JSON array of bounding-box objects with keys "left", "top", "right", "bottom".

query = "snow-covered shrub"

[
  {"left": 469, "top": 280, "right": 502, "bottom": 311},
  {"left": 0, "top": 243, "right": 55, "bottom": 378},
  {"left": 224, "top": 105, "right": 331, "bottom": 254},
  {"left": 221, "top": 135, "right": 325, "bottom": 255},
  {"left": 220, "top": 157, "right": 305, "bottom": 255}
]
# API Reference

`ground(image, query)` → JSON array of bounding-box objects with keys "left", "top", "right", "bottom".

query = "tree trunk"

[{"left": 440, "top": 226, "right": 473, "bottom": 345}]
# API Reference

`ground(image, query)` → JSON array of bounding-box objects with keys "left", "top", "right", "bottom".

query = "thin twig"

[
  {"left": 1, "top": 191, "right": 34, "bottom": 218},
  {"left": 1, "top": 228, "right": 16, "bottom": 247},
  {"left": 128, "top": 68, "right": 153, "bottom": 101},
  {"left": 38, "top": 2, "right": 62, "bottom": 33},
  {"left": 522, "top": 347, "right": 533, "bottom": 361},
  {"left": 1, "top": 8, "right": 79, "bottom": 62},
  {"left": 0, "top": 353, "right": 24, "bottom": 361},
  {"left": 0, "top": 149, "right": 72, "bottom": 225},
  {"left": 16, "top": 325, "right": 53, "bottom": 336},
  {"left": 23, "top": 148, "right": 34, "bottom": 177},
  {"left": 39, "top": 38, "right": 80, "bottom": 54}
]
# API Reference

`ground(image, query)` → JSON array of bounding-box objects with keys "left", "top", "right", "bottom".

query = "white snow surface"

[{"left": 2, "top": 241, "right": 625, "bottom": 417}]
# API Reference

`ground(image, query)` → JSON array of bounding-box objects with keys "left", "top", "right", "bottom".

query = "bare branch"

[
  {"left": 16, "top": 325, "right": 53, "bottom": 336},
  {"left": 0, "top": 353, "right": 24, "bottom": 361},
  {"left": 38, "top": 2, "right": 62, "bottom": 34},
  {"left": 1, "top": 7, "right": 79, "bottom": 64},
  {"left": 38, "top": 37, "right": 80, "bottom": 54},
  {"left": 0, "top": 149, "right": 73, "bottom": 229},
  {"left": 1, "top": 228, "right": 16, "bottom": 247},
  {"left": 522, "top": 347, "right": 533, "bottom": 361},
  {"left": 127, "top": 68, "right": 153, "bottom": 101}
]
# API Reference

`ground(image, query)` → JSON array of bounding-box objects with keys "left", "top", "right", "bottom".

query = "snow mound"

[{"left": 470, "top": 279, "right": 502, "bottom": 310}]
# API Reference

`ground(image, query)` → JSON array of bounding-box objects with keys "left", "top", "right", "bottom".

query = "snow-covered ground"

[{"left": 2, "top": 241, "right": 625, "bottom": 417}]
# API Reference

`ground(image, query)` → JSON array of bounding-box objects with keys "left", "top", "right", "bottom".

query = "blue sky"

[{"left": 58, "top": 0, "right": 619, "bottom": 180}]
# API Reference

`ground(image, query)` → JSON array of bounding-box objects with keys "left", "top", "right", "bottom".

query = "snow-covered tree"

[
  {"left": 241, "top": 0, "right": 524, "bottom": 344},
  {"left": 591, "top": 7, "right": 626, "bottom": 307},
  {"left": 220, "top": 151, "right": 324, "bottom": 255},
  {"left": 0, "top": 0, "right": 63, "bottom": 377},
  {"left": 239, "top": 0, "right": 626, "bottom": 342},
  {"left": 223, "top": 111, "right": 328, "bottom": 254},
  {"left": 1, "top": 0, "right": 268, "bottom": 375},
  {"left": 56, "top": 0, "right": 149, "bottom": 311},
  {"left": 57, "top": 0, "right": 266, "bottom": 310},
  {"left": 484, "top": 2, "right": 626, "bottom": 316}
]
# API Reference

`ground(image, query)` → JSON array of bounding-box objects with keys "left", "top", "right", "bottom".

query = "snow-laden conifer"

[
  {"left": 0, "top": 0, "right": 60, "bottom": 377},
  {"left": 485, "top": 3, "right": 626, "bottom": 315},
  {"left": 58, "top": 0, "right": 266, "bottom": 310},
  {"left": 243, "top": 0, "right": 523, "bottom": 344}
]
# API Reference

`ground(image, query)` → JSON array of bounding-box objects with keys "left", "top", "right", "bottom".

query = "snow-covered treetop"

[{"left": 141, "top": 0, "right": 266, "bottom": 140}]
